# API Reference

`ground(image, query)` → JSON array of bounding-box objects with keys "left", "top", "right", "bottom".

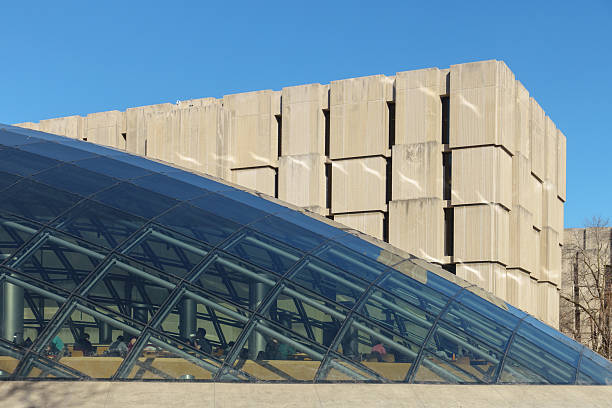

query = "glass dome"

[{"left": 0, "top": 124, "right": 610, "bottom": 384}]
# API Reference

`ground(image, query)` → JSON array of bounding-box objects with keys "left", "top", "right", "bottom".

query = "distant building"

[{"left": 14, "top": 60, "right": 566, "bottom": 326}]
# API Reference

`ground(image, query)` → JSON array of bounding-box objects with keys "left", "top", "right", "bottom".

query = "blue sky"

[{"left": 1, "top": 1, "right": 610, "bottom": 228}]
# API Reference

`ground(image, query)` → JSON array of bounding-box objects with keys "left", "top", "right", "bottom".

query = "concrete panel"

[
  {"left": 531, "top": 175, "right": 543, "bottom": 230},
  {"left": 449, "top": 60, "right": 515, "bottom": 153},
  {"left": 557, "top": 129, "right": 566, "bottom": 201},
  {"left": 530, "top": 98, "right": 545, "bottom": 179},
  {"left": 281, "top": 83, "right": 327, "bottom": 156},
  {"left": 512, "top": 153, "right": 532, "bottom": 211},
  {"left": 542, "top": 180, "right": 560, "bottom": 232},
  {"left": 329, "top": 75, "right": 393, "bottom": 158},
  {"left": 126, "top": 103, "right": 174, "bottom": 156},
  {"left": 395, "top": 68, "right": 441, "bottom": 145},
  {"left": 223, "top": 90, "right": 280, "bottom": 168},
  {"left": 540, "top": 227, "right": 561, "bottom": 285},
  {"left": 39, "top": 115, "right": 84, "bottom": 140},
  {"left": 532, "top": 229, "right": 541, "bottom": 281},
  {"left": 13, "top": 122, "right": 41, "bottom": 131},
  {"left": 334, "top": 212, "right": 384, "bottom": 240},
  {"left": 544, "top": 116, "right": 558, "bottom": 184},
  {"left": 506, "top": 268, "right": 531, "bottom": 313},
  {"left": 278, "top": 154, "right": 326, "bottom": 209},
  {"left": 509, "top": 205, "right": 534, "bottom": 273},
  {"left": 456, "top": 262, "right": 507, "bottom": 300},
  {"left": 389, "top": 198, "right": 444, "bottom": 263},
  {"left": 514, "top": 81, "right": 530, "bottom": 156},
  {"left": 331, "top": 157, "right": 387, "bottom": 213},
  {"left": 84, "top": 110, "right": 124, "bottom": 148},
  {"left": 537, "top": 281, "right": 559, "bottom": 328},
  {"left": 454, "top": 204, "right": 510, "bottom": 265},
  {"left": 439, "top": 68, "right": 450, "bottom": 96},
  {"left": 452, "top": 146, "right": 512, "bottom": 210},
  {"left": 391, "top": 142, "right": 442, "bottom": 200},
  {"left": 232, "top": 167, "right": 276, "bottom": 197}
]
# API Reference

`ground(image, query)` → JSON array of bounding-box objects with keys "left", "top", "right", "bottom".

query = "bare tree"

[{"left": 560, "top": 217, "right": 612, "bottom": 359}]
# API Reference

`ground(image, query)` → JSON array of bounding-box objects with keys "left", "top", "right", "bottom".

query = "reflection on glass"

[
  {"left": 0, "top": 147, "right": 60, "bottom": 177},
  {"left": 314, "top": 241, "right": 388, "bottom": 282}
]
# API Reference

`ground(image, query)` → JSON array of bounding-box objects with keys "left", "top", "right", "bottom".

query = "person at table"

[
  {"left": 48, "top": 335, "right": 64, "bottom": 358},
  {"left": 193, "top": 328, "right": 213, "bottom": 354},
  {"left": 74, "top": 333, "right": 96, "bottom": 356},
  {"left": 369, "top": 339, "right": 387, "bottom": 362},
  {"left": 105, "top": 335, "right": 128, "bottom": 357},
  {"left": 127, "top": 337, "right": 137, "bottom": 354}
]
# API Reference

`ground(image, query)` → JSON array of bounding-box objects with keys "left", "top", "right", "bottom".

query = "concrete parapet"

[
  {"left": 126, "top": 103, "right": 174, "bottom": 156},
  {"left": 231, "top": 167, "right": 276, "bottom": 197},
  {"left": 391, "top": 142, "right": 442, "bottom": 201},
  {"left": 557, "top": 129, "right": 566, "bottom": 202},
  {"left": 514, "top": 81, "right": 530, "bottom": 156},
  {"left": 84, "top": 110, "right": 125, "bottom": 149},
  {"left": 281, "top": 83, "right": 328, "bottom": 156},
  {"left": 530, "top": 98, "right": 545, "bottom": 179},
  {"left": 334, "top": 212, "right": 384, "bottom": 240}
]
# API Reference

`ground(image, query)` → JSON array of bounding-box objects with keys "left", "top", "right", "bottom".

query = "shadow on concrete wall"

[{"left": 0, "top": 381, "right": 108, "bottom": 408}]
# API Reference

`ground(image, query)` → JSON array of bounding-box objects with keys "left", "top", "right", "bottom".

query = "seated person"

[
  {"left": 47, "top": 335, "right": 64, "bottom": 358},
  {"left": 74, "top": 333, "right": 96, "bottom": 356},
  {"left": 368, "top": 341, "right": 387, "bottom": 362},
  {"left": 193, "top": 328, "right": 212, "bottom": 354},
  {"left": 105, "top": 335, "right": 128, "bottom": 357}
]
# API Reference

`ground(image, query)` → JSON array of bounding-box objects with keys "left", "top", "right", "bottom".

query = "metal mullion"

[
  {"left": 574, "top": 347, "right": 585, "bottom": 384},
  {"left": 493, "top": 316, "right": 528, "bottom": 383},
  {"left": 293, "top": 297, "right": 316, "bottom": 341}
]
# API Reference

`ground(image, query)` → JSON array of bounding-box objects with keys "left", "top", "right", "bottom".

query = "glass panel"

[
  {"left": 21, "top": 355, "right": 83, "bottom": 379},
  {"left": 0, "top": 340, "right": 24, "bottom": 377},
  {"left": 19, "top": 141, "right": 98, "bottom": 162},
  {"left": 131, "top": 173, "right": 209, "bottom": 201},
  {"left": 261, "top": 279, "right": 351, "bottom": 347},
  {"left": 190, "top": 251, "right": 280, "bottom": 309},
  {"left": 92, "top": 182, "right": 178, "bottom": 219},
  {"left": 0, "top": 211, "right": 41, "bottom": 262},
  {"left": 356, "top": 287, "right": 433, "bottom": 349},
  {"left": 423, "top": 270, "right": 465, "bottom": 298},
  {"left": 331, "top": 233, "right": 405, "bottom": 268},
  {"left": 37, "top": 302, "right": 143, "bottom": 379},
  {"left": 74, "top": 156, "right": 152, "bottom": 180},
  {"left": 334, "top": 314, "right": 419, "bottom": 381},
  {"left": 105, "top": 153, "right": 176, "bottom": 174},
  {"left": 577, "top": 355, "right": 612, "bottom": 385},
  {"left": 228, "top": 318, "right": 328, "bottom": 382},
  {"left": 219, "top": 189, "right": 286, "bottom": 214},
  {"left": 377, "top": 270, "right": 450, "bottom": 318},
  {"left": 514, "top": 320, "right": 580, "bottom": 367},
  {"left": 454, "top": 290, "right": 519, "bottom": 331},
  {"left": 156, "top": 203, "right": 242, "bottom": 247},
  {"left": 320, "top": 353, "right": 382, "bottom": 382},
  {"left": 57, "top": 138, "right": 123, "bottom": 156},
  {"left": 440, "top": 300, "right": 512, "bottom": 352},
  {"left": 0, "top": 269, "right": 69, "bottom": 346},
  {"left": 414, "top": 350, "right": 483, "bottom": 383},
  {"left": 0, "top": 171, "right": 21, "bottom": 191},
  {"left": 274, "top": 210, "right": 344, "bottom": 241},
  {"left": 157, "top": 285, "right": 251, "bottom": 361},
  {"left": 314, "top": 241, "right": 389, "bottom": 283},
  {"left": 223, "top": 229, "right": 303, "bottom": 276},
  {"left": 83, "top": 255, "right": 179, "bottom": 325},
  {"left": 0, "top": 128, "right": 41, "bottom": 147},
  {"left": 190, "top": 193, "right": 268, "bottom": 225},
  {"left": 503, "top": 333, "right": 575, "bottom": 384},
  {"left": 162, "top": 171, "right": 232, "bottom": 193},
  {"left": 10, "top": 230, "right": 107, "bottom": 293},
  {"left": 289, "top": 256, "right": 368, "bottom": 309},
  {"left": 32, "top": 163, "right": 117, "bottom": 197},
  {"left": 0, "top": 180, "right": 81, "bottom": 224},
  {"left": 126, "top": 332, "right": 223, "bottom": 380},
  {"left": 0, "top": 147, "right": 60, "bottom": 177},
  {"left": 423, "top": 321, "right": 501, "bottom": 383},
  {"left": 249, "top": 213, "right": 326, "bottom": 252},
  {"left": 123, "top": 225, "right": 210, "bottom": 279},
  {"left": 54, "top": 199, "right": 147, "bottom": 250}
]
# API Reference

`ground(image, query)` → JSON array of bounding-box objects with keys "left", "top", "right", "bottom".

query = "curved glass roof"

[{"left": 0, "top": 124, "right": 610, "bottom": 384}]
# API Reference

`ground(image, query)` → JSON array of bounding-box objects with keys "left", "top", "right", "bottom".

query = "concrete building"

[
  {"left": 14, "top": 59, "right": 566, "bottom": 327},
  {"left": 561, "top": 227, "right": 612, "bottom": 355}
]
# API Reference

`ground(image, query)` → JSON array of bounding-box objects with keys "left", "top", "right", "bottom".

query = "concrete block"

[
  {"left": 532, "top": 229, "right": 541, "bottom": 281},
  {"left": 531, "top": 175, "right": 543, "bottom": 230},
  {"left": 506, "top": 268, "right": 531, "bottom": 313},
  {"left": 13, "top": 122, "right": 41, "bottom": 131},
  {"left": 544, "top": 116, "right": 558, "bottom": 185},
  {"left": 530, "top": 98, "right": 545, "bottom": 179},
  {"left": 278, "top": 154, "right": 326, "bottom": 209},
  {"left": 232, "top": 167, "right": 276, "bottom": 197},
  {"left": 329, "top": 75, "right": 393, "bottom": 158},
  {"left": 334, "top": 212, "right": 384, "bottom": 240},
  {"left": 512, "top": 153, "right": 532, "bottom": 211},
  {"left": 391, "top": 142, "right": 442, "bottom": 200},
  {"left": 454, "top": 204, "right": 510, "bottom": 265},
  {"left": 456, "top": 262, "right": 507, "bottom": 300},
  {"left": 223, "top": 90, "right": 280, "bottom": 168},
  {"left": 389, "top": 198, "right": 444, "bottom": 263},
  {"left": 542, "top": 180, "right": 560, "bottom": 232},
  {"left": 451, "top": 146, "right": 512, "bottom": 210},
  {"left": 395, "top": 68, "right": 442, "bottom": 145},
  {"left": 39, "top": 115, "right": 84, "bottom": 140},
  {"left": 537, "top": 281, "right": 560, "bottom": 328},
  {"left": 331, "top": 157, "right": 386, "bottom": 213},
  {"left": 557, "top": 129, "right": 566, "bottom": 201},
  {"left": 281, "top": 83, "right": 327, "bottom": 156},
  {"left": 176, "top": 97, "right": 217, "bottom": 109},
  {"left": 509, "top": 205, "right": 534, "bottom": 273},
  {"left": 540, "top": 227, "right": 561, "bottom": 285},
  {"left": 439, "top": 68, "right": 450, "bottom": 96},
  {"left": 84, "top": 110, "right": 125, "bottom": 148},
  {"left": 514, "top": 81, "right": 530, "bottom": 156},
  {"left": 449, "top": 60, "right": 515, "bottom": 153},
  {"left": 126, "top": 103, "right": 174, "bottom": 155}
]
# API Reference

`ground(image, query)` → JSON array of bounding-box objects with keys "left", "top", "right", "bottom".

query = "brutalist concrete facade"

[{"left": 14, "top": 60, "right": 566, "bottom": 326}]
